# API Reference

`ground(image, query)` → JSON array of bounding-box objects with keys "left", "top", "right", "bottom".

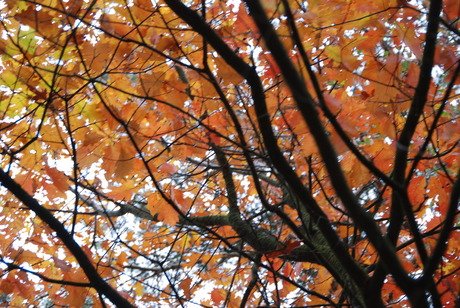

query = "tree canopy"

[{"left": 0, "top": 0, "right": 459, "bottom": 307}]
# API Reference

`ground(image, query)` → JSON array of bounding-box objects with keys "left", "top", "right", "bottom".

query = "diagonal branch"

[
  {"left": 280, "top": 0, "right": 400, "bottom": 191},
  {"left": 242, "top": 0, "right": 412, "bottom": 294},
  {"left": 388, "top": 0, "right": 443, "bottom": 262},
  {"left": 0, "top": 168, "right": 135, "bottom": 308}
]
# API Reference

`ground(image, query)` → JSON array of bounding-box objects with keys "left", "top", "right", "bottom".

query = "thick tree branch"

[
  {"left": 163, "top": 1, "right": 369, "bottom": 303},
  {"left": 388, "top": 0, "right": 443, "bottom": 264},
  {"left": 242, "top": 0, "right": 415, "bottom": 302},
  {"left": 0, "top": 169, "right": 135, "bottom": 308},
  {"left": 179, "top": 214, "right": 230, "bottom": 227},
  {"left": 212, "top": 145, "right": 281, "bottom": 253}
]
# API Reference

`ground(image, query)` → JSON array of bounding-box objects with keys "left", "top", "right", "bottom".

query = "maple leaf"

[
  {"left": 147, "top": 192, "right": 179, "bottom": 225},
  {"left": 44, "top": 166, "right": 69, "bottom": 193}
]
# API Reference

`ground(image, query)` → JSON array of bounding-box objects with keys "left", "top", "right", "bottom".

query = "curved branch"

[
  {"left": 240, "top": 253, "right": 261, "bottom": 308},
  {"left": 73, "top": 188, "right": 158, "bottom": 221},
  {"left": 212, "top": 145, "right": 281, "bottom": 253}
]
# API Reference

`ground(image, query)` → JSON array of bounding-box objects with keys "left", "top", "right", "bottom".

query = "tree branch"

[
  {"left": 243, "top": 0, "right": 413, "bottom": 297},
  {"left": 212, "top": 145, "right": 281, "bottom": 253},
  {"left": 422, "top": 169, "right": 460, "bottom": 283},
  {"left": 163, "top": 1, "right": 369, "bottom": 303},
  {"left": 2, "top": 260, "right": 92, "bottom": 287},
  {"left": 0, "top": 169, "right": 134, "bottom": 308}
]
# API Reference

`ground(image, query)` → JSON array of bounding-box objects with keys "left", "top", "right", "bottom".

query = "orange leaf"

[
  {"left": 116, "top": 251, "right": 128, "bottom": 267},
  {"left": 208, "top": 131, "right": 221, "bottom": 146},
  {"left": 171, "top": 188, "right": 188, "bottom": 210},
  {"left": 159, "top": 162, "right": 178, "bottom": 174},
  {"left": 147, "top": 193, "right": 179, "bottom": 225},
  {"left": 44, "top": 166, "right": 68, "bottom": 193},
  {"left": 180, "top": 277, "right": 193, "bottom": 299},
  {"left": 114, "top": 146, "right": 135, "bottom": 180},
  {"left": 211, "top": 289, "right": 224, "bottom": 305},
  {"left": 0, "top": 274, "right": 16, "bottom": 295},
  {"left": 66, "top": 286, "right": 87, "bottom": 307}
]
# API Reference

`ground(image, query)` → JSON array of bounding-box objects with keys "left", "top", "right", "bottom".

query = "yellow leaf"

[
  {"left": 4, "top": 0, "right": 28, "bottom": 12},
  {"left": 325, "top": 45, "right": 341, "bottom": 64}
]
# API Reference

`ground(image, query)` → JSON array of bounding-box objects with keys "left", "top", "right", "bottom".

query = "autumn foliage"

[{"left": 0, "top": 0, "right": 459, "bottom": 307}]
